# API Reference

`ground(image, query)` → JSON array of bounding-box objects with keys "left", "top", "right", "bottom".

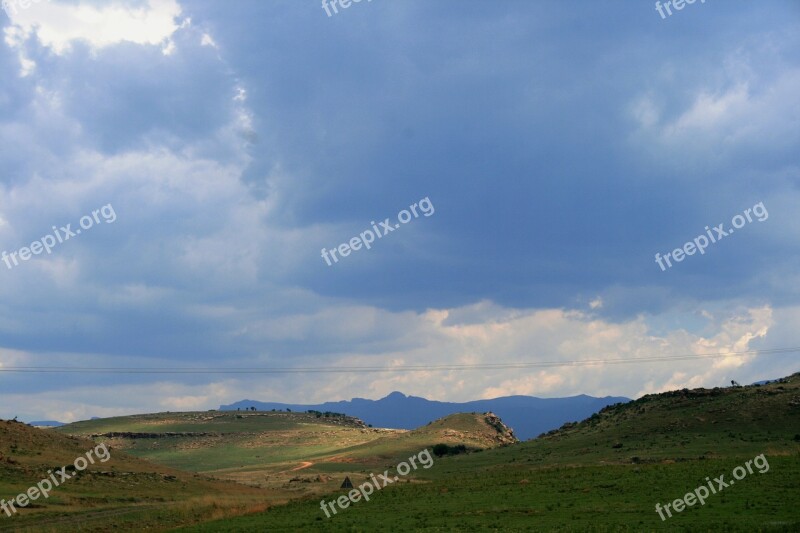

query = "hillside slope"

[
  {"left": 57, "top": 410, "right": 386, "bottom": 475},
  {"left": 327, "top": 412, "right": 518, "bottom": 464},
  {"left": 57, "top": 409, "right": 518, "bottom": 511},
  {"left": 183, "top": 373, "right": 800, "bottom": 532},
  {"left": 0, "top": 418, "right": 267, "bottom": 531},
  {"left": 525, "top": 371, "right": 800, "bottom": 464}
]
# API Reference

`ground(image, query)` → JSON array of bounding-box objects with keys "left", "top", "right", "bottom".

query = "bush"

[
  {"left": 432, "top": 444, "right": 449, "bottom": 457},
  {"left": 432, "top": 443, "right": 468, "bottom": 457}
]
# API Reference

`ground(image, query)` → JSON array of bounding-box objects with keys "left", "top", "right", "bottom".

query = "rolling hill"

[
  {"left": 0, "top": 417, "right": 268, "bottom": 531},
  {"left": 56, "top": 408, "right": 517, "bottom": 507},
  {"left": 181, "top": 372, "right": 800, "bottom": 532},
  {"left": 9, "top": 374, "right": 799, "bottom": 531}
]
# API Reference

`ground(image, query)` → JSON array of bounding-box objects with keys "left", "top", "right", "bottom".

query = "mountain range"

[{"left": 220, "top": 391, "right": 630, "bottom": 440}]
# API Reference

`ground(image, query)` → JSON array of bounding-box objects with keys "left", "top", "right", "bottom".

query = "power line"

[{"left": 0, "top": 346, "right": 796, "bottom": 374}]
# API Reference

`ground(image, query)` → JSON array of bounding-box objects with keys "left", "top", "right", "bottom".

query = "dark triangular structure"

[{"left": 340, "top": 476, "right": 353, "bottom": 489}]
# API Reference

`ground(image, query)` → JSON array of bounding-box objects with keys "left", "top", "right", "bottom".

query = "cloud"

[
  {"left": 4, "top": 0, "right": 183, "bottom": 56},
  {"left": 483, "top": 372, "right": 566, "bottom": 399},
  {"left": 629, "top": 36, "right": 800, "bottom": 169},
  {"left": 0, "top": 0, "right": 798, "bottom": 422},
  {"left": 4, "top": 299, "right": 787, "bottom": 423},
  {"left": 0, "top": 379, "right": 238, "bottom": 422}
]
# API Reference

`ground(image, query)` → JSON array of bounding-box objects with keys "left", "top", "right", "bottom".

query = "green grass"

[
  {"left": 14, "top": 373, "right": 800, "bottom": 531},
  {"left": 112, "top": 431, "right": 369, "bottom": 473},
  {"left": 177, "top": 374, "right": 800, "bottom": 532},
  {"left": 57, "top": 410, "right": 511, "bottom": 478},
  {"left": 178, "top": 456, "right": 799, "bottom": 532},
  {"left": 56, "top": 411, "right": 332, "bottom": 434},
  {"left": 0, "top": 418, "right": 271, "bottom": 532}
]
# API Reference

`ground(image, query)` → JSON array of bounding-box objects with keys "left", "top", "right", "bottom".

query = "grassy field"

[
  {"left": 0, "top": 419, "right": 272, "bottom": 532},
  {"left": 5, "top": 374, "right": 799, "bottom": 531},
  {"left": 177, "top": 457, "right": 799, "bottom": 532},
  {"left": 58, "top": 411, "right": 403, "bottom": 474},
  {"left": 51, "top": 409, "right": 516, "bottom": 518},
  {"left": 178, "top": 374, "right": 800, "bottom": 532}
]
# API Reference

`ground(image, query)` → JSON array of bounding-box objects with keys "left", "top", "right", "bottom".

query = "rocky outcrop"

[{"left": 483, "top": 412, "right": 518, "bottom": 445}]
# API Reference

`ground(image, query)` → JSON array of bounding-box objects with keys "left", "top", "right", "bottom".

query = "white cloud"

[
  {"left": 3, "top": 301, "right": 789, "bottom": 423},
  {"left": 663, "top": 84, "right": 750, "bottom": 139},
  {"left": 200, "top": 33, "right": 217, "bottom": 49},
  {"left": 483, "top": 372, "right": 566, "bottom": 398},
  {"left": 0, "top": 347, "right": 30, "bottom": 369},
  {"left": 29, "top": 0, "right": 180, "bottom": 53},
  {"left": 180, "top": 303, "right": 782, "bottom": 403},
  {"left": 628, "top": 41, "right": 800, "bottom": 168},
  {"left": 3, "top": 0, "right": 184, "bottom": 70},
  {"left": 0, "top": 380, "right": 238, "bottom": 422}
]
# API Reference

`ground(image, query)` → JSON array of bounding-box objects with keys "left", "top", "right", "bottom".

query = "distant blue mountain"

[
  {"left": 28, "top": 420, "right": 65, "bottom": 427},
  {"left": 221, "top": 392, "right": 630, "bottom": 440},
  {"left": 751, "top": 378, "right": 780, "bottom": 386}
]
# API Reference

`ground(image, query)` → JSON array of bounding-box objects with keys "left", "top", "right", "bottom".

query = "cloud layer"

[{"left": 0, "top": 0, "right": 798, "bottom": 422}]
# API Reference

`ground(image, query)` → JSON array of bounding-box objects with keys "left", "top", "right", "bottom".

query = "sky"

[{"left": 0, "top": 0, "right": 798, "bottom": 423}]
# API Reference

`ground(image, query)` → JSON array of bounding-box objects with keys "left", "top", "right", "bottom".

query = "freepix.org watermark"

[
  {"left": 655, "top": 0, "right": 706, "bottom": 20},
  {"left": 1, "top": 443, "right": 111, "bottom": 518},
  {"left": 320, "top": 448, "right": 434, "bottom": 518},
  {"left": 2, "top": 204, "right": 117, "bottom": 271},
  {"left": 321, "top": 197, "right": 434, "bottom": 267},
  {"left": 654, "top": 201, "right": 767, "bottom": 272},
  {"left": 655, "top": 453, "right": 769, "bottom": 521},
  {"left": 321, "top": 0, "right": 371, "bottom": 18}
]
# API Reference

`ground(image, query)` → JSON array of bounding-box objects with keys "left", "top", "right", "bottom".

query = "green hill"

[
  {"left": 177, "top": 373, "right": 800, "bottom": 532},
  {"left": 11, "top": 375, "right": 800, "bottom": 531},
  {"left": 57, "top": 410, "right": 382, "bottom": 475},
  {"left": 0, "top": 418, "right": 267, "bottom": 531},
  {"left": 523, "top": 373, "right": 800, "bottom": 465},
  {"left": 55, "top": 408, "right": 517, "bottom": 517}
]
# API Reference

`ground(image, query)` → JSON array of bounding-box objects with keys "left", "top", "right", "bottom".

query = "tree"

[
  {"left": 432, "top": 444, "right": 449, "bottom": 457},
  {"left": 432, "top": 443, "right": 467, "bottom": 457}
]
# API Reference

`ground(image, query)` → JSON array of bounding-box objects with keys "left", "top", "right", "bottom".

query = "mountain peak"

[{"left": 219, "top": 391, "right": 630, "bottom": 440}]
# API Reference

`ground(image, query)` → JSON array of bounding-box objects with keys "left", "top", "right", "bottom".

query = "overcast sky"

[{"left": 1, "top": 0, "right": 798, "bottom": 423}]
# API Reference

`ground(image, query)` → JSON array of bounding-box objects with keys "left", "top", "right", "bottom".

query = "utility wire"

[{"left": 0, "top": 346, "right": 796, "bottom": 374}]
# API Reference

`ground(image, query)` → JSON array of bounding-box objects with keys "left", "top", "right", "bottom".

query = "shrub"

[{"left": 432, "top": 443, "right": 468, "bottom": 457}]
